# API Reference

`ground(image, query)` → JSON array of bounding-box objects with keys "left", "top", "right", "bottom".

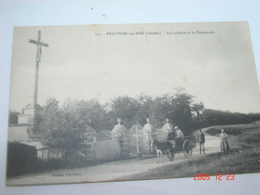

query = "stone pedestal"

[
  {"left": 18, "top": 103, "right": 43, "bottom": 135},
  {"left": 142, "top": 119, "right": 157, "bottom": 154}
]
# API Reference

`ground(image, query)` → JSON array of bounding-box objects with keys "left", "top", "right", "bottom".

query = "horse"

[{"left": 153, "top": 139, "right": 174, "bottom": 163}]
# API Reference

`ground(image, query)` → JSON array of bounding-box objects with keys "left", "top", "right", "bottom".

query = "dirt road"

[{"left": 6, "top": 128, "right": 221, "bottom": 186}]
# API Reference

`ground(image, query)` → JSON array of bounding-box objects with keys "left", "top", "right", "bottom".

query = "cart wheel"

[
  {"left": 183, "top": 140, "right": 192, "bottom": 158},
  {"left": 166, "top": 149, "right": 175, "bottom": 161}
]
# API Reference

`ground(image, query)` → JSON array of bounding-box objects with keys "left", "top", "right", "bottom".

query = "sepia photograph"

[{"left": 6, "top": 22, "right": 260, "bottom": 186}]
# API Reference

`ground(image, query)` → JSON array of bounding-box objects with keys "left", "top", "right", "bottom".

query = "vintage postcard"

[{"left": 6, "top": 22, "right": 260, "bottom": 186}]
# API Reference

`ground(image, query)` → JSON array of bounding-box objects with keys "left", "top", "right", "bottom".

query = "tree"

[
  {"left": 134, "top": 94, "right": 153, "bottom": 126},
  {"left": 149, "top": 95, "right": 173, "bottom": 128},
  {"left": 107, "top": 89, "right": 196, "bottom": 134},
  {"left": 39, "top": 98, "right": 113, "bottom": 158},
  {"left": 167, "top": 88, "right": 194, "bottom": 134},
  {"left": 192, "top": 102, "right": 204, "bottom": 116},
  {"left": 203, "top": 109, "right": 254, "bottom": 127},
  {"left": 110, "top": 96, "right": 140, "bottom": 129},
  {"left": 33, "top": 111, "right": 43, "bottom": 134},
  {"left": 72, "top": 99, "right": 106, "bottom": 131},
  {"left": 191, "top": 102, "right": 205, "bottom": 128},
  {"left": 136, "top": 89, "right": 196, "bottom": 134},
  {"left": 40, "top": 98, "right": 91, "bottom": 157}
]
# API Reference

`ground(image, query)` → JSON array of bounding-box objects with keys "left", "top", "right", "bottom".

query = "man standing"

[{"left": 197, "top": 129, "right": 205, "bottom": 154}]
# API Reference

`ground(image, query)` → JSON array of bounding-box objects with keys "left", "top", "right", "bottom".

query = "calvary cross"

[{"left": 29, "top": 30, "right": 48, "bottom": 107}]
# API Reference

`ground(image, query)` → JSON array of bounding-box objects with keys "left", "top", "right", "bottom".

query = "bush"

[{"left": 7, "top": 142, "right": 37, "bottom": 177}]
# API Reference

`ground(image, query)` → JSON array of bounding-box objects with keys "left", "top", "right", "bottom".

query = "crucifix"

[{"left": 29, "top": 30, "right": 48, "bottom": 108}]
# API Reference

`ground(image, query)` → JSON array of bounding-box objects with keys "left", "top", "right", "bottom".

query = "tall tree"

[
  {"left": 110, "top": 96, "right": 140, "bottom": 129},
  {"left": 171, "top": 89, "right": 194, "bottom": 134},
  {"left": 134, "top": 94, "right": 153, "bottom": 126},
  {"left": 149, "top": 96, "right": 173, "bottom": 128},
  {"left": 72, "top": 99, "right": 106, "bottom": 131},
  {"left": 40, "top": 98, "right": 92, "bottom": 157}
]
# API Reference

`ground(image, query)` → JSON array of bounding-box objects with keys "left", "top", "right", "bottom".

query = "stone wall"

[{"left": 95, "top": 140, "right": 121, "bottom": 161}]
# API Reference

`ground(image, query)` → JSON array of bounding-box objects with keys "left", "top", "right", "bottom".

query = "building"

[{"left": 18, "top": 103, "right": 43, "bottom": 125}]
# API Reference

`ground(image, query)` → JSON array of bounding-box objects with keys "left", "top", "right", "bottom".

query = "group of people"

[
  {"left": 196, "top": 128, "right": 230, "bottom": 153},
  {"left": 166, "top": 126, "right": 230, "bottom": 154},
  {"left": 167, "top": 126, "right": 184, "bottom": 150}
]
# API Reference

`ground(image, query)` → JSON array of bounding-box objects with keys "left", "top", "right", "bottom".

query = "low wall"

[
  {"left": 95, "top": 140, "right": 121, "bottom": 161},
  {"left": 8, "top": 126, "right": 28, "bottom": 142}
]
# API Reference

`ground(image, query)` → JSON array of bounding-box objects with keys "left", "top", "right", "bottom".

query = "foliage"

[
  {"left": 109, "top": 96, "right": 140, "bottom": 129},
  {"left": 134, "top": 94, "right": 153, "bottom": 125},
  {"left": 202, "top": 109, "right": 254, "bottom": 127},
  {"left": 107, "top": 88, "right": 196, "bottom": 134},
  {"left": 40, "top": 98, "right": 90, "bottom": 155},
  {"left": 33, "top": 111, "right": 43, "bottom": 133},
  {"left": 192, "top": 102, "right": 204, "bottom": 114},
  {"left": 171, "top": 89, "right": 194, "bottom": 132},
  {"left": 148, "top": 95, "right": 173, "bottom": 128},
  {"left": 39, "top": 89, "right": 260, "bottom": 150},
  {"left": 71, "top": 99, "right": 106, "bottom": 131}
]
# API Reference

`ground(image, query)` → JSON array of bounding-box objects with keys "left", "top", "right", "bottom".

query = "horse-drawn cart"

[
  {"left": 181, "top": 139, "right": 193, "bottom": 158},
  {"left": 153, "top": 136, "right": 193, "bottom": 162},
  {"left": 169, "top": 137, "right": 193, "bottom": 160}
]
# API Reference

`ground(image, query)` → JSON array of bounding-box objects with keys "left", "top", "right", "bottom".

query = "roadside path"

[{"left": 6, "top": 128, "right": 220, "bottom": 186}]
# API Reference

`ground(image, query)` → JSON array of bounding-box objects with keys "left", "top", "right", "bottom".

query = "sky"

[{"left": 9, "top": 22, "right": 260, "bottom": 113}]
